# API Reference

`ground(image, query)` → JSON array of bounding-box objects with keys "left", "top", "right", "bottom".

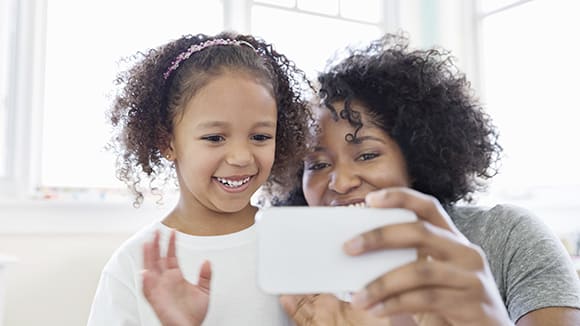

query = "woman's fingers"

[
  {"left": 351, "top": 260, "right": 475, "bottom": 310},
  {"left": 365, "top": 188, "right": 463, "bottom": 237},
  {"left": 279, "top": 295, "right": 301, "bottom": 318},
  {"left": 279, "top": 295, "right": 316, "bottom": 325},
  {"left": 344, "top": 221, "right": 483, "bottom": 269},
  {"left": 364, "top": 287, "right": 466, "bottom": 319}
]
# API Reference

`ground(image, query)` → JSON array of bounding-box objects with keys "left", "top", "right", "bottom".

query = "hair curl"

[
  {"left": 275, "top": 33, "right": 502, "bottom": 206},
  {"left": 109, "top": 31, "right": 313, "bottom": 206}
]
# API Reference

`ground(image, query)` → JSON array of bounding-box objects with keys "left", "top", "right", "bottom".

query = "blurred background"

[{"left": 1, "top": 0, "right": 579, "bottom": 325}]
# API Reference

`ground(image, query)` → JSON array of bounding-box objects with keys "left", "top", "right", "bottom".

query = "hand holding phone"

[{"left": 256, "top": 207, "right": 417, "bottom": 294}]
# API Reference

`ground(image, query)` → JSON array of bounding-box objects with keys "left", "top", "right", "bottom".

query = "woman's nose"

[{"left": 328, "top": 163, "right": 361, "bottom": 194}]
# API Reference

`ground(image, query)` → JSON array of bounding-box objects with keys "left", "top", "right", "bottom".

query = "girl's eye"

[
  {"left": 305, "top": 161, "right": 330, "bottom": 171},
  {"left": 357, "top": 152, "right": 379, "bottom": 161},
  {"left": 201, "top": 135, "right": 225, "bottom": 143},
  {"left": 252, "top": 134, "right": 273, "bottom": 142}
]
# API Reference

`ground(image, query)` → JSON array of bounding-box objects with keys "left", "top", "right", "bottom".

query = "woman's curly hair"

[
  {"left": 276, "top": 33, "right": 502, "bottom": 206},
  {"left": 109, "top": 31, "right": 312, "bottom": 206}
]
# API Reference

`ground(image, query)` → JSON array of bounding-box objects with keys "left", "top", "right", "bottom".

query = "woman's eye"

[
  {"left": 252, "top": 134, "right": 273, "bottom": 142},
  {"left": 358, "top": 152, "right": 379, "bottom": 161},
  {"left": 305, "top": 162, "right": 330, "bottom": 171},
  {"left": 202, "top": 135, "right": 225, "bottom": 143}
]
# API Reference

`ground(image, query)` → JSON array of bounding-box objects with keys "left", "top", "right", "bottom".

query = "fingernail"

[
  {"left": 365, "top": 189, "right": 388, "bottom": 206},
  {"left": 344, "top": 236, "right": 364, "bottom": 254},
  {"left": 369, "top": 302, "right": 384, "bottom": 316},
  {"left": 351, "top": 290, "right": 368, "bottom": 307}
]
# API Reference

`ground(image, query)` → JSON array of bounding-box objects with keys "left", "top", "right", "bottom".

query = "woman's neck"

[{"left": 162, "top": 196, "right": 257, "bottom": 236}]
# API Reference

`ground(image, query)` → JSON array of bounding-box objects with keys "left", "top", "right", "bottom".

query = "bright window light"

[
  {"left": 340, "top": 0, "right": 382, "bottom": 23},
  {"left": 254, "top": 0, "right": 296, "bottom": 8},
  {"left": 481, "top": 0, "right": 580, "bottom": 192},
  {"left": 251, "top": 4, "right": 382, "bottom": 79},
  {"left": 297, "top": 0, "right": 339, "bottom": 15},
  {"left": 40, "top": 0, "right": 223, "bottom": 189},
  {"left": 0, "top": 0, "right": 14, "bottom": 178}
]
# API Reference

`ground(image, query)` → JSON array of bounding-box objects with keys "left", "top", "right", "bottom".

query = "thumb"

[
  {"left": 279, "top": 295, "right": 300, "bottom": 316},
  {"left": 197, "top": 260, "right": 212, "bottom": 294}
]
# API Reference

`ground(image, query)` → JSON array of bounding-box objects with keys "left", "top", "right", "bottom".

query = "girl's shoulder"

[{"left": 101, "top": 221, "right": 164, "bottom": 276}]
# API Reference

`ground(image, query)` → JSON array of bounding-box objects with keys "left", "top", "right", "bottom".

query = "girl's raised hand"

[
  {"left": 344, "top": 188, "right": 512, "bottom": 326},
  {"left": 142, "top": 230, "right": 212, "bottom": 326}
]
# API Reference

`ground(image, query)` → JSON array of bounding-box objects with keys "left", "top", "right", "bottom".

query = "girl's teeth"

[{"left": 217, "top": 177, "right": 250, "bottom": 188}]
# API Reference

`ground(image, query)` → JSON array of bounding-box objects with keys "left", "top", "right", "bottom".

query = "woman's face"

[{"left": 302, "top": 101, "right": 410, "bottom": 206}]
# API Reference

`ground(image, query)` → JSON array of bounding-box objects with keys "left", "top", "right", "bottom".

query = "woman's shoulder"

[
  {"left": 450, "top": 204, "right": 554, "bottom": 244},
  {"left": 451, "top": 204, "right": 539, "bottom": 227}
]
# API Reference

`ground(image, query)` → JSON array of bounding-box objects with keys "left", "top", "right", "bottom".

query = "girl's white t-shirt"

[{"left": 87, "top": 221, "right": 291, "bottom": 326}]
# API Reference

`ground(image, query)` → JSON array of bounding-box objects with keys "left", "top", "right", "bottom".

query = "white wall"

[
  {"left": 0, "top": 233, "right": 130, "bottom": 326},
  {"left": 0, "top": 200, "right": 168, "bottom": 326}
]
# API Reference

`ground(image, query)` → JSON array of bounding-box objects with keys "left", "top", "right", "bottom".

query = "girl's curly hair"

[
  {"left": 109, "top": 31, "right": 312, "bottom": 206},
  {"left": 275, "top": 33, "right": 502, "bottom": 206}
]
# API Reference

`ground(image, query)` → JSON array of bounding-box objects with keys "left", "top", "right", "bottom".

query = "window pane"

[
  {"left": 252, "top": 6, "right": 382, "bottom": 79},
  {"left": 480, "top": 0, "right": 524, "bottom": 14},
  {"left": 41, "top": 0, "right": 223, "bottom": 188},
  {"left": 0, "top": 0, "right": 14, "bottom": 178},
  {"left": 254, "top": 0, "right": 296, "bottom": 8},
  {"left": 297, "top": 0, "right": 338, "bottom": 15},
  {"left": 340, "top": 0, "right": 382, "bottom": 23},
  {"left": 482, "top": 0, "right": 580, "bottom": 189}
]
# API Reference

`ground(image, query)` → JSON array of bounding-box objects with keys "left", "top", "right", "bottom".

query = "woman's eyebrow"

[{"left": 352, "top": 135, "right": 387, "bottom": 144}]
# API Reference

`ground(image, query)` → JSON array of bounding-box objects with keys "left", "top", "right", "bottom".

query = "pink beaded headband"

[{"left": 163, "top": 38, "right": 256, "bottom": 80}]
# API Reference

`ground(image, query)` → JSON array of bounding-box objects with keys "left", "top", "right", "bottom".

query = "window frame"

[
  {"left": 0, "top": 0, "right": 396, "bottom": 201},
  {"left": 0, "top": 0, "right": 46, "bottom": 199}
]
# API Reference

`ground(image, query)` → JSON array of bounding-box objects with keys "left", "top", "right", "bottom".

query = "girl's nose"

[
  {"left": 225, "top": 143, "right": 253, "bottom": 167},
  {"left": 328, "top": 163, "right": 361, "bottom": 194}
]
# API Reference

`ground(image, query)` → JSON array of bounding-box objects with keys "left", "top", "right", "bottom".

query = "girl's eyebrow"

[
  {"left": 196, "top": 121, "right": 276, "bottom": 129},
  {"left": 253, "top": 121, "right": 276, "bottom": 128},
  {"left": 196, "top": 121, "right": 228, "bottom": 129}
]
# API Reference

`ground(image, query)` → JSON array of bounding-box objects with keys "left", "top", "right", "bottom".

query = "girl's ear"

[{"left": 162, "top": 140, "right": 176, "bottom": 161}]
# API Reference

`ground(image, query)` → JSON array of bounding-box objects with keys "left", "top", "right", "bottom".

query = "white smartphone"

[{"left": 256, "top": 206, "right": 417, "bottom": 295}]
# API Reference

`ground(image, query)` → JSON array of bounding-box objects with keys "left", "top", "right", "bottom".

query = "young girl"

[{"left": 87, "top": 32, "right": 312, "bottom": 326}]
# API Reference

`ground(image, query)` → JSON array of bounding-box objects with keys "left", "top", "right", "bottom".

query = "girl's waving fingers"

[
  {"left": 143, "top": 230, "right": 162, "bottom": 274},
  {"left": 165, "top": 229, "right": 179, "bottom": 269},
  {"left": 197, "top": 260, "right": 212, "bottom": 294}
]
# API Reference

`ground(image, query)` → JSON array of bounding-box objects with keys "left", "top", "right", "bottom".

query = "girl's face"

[
  {"left": 169, "top": 70, "right": 277, "bottom": 213},
  {"left": 302, "top": 102, "right": 410, "bottom": 206}
]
